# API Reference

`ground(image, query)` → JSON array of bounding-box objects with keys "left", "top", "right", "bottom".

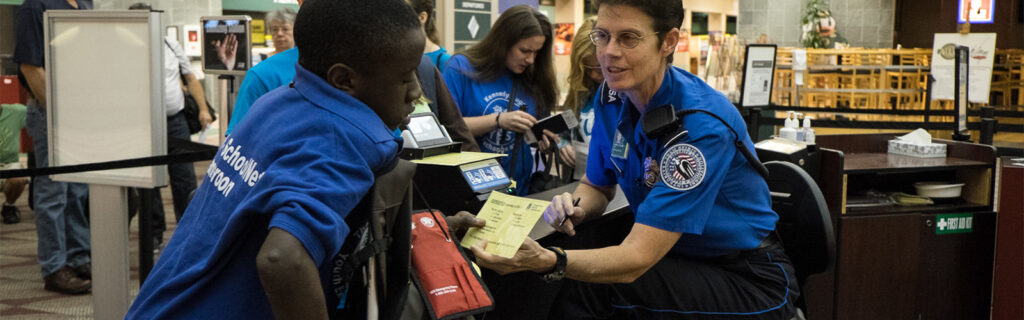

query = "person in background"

[
  {"left": 125, "top": 0, "right": 424, "bottom": 318},
  {"left": 13, "top": 0, "right": 92, "bottom": 295},
  {"left": 408, "top": 0, "right": 451, "bottom": 69},
  {"left": 254, "top": 7, "right": 296, "bottom": 64},
  {"left": 472, "top": 0, "right": 799, "bottom": 319},
  {"left": 443, "top": 5, "right": 559, "bottom": 196},
  {"left": 555, "top": 17, "right": 605, "bottom": 171},
  {"left": 0, "top": 103, "right": 28, "bottom": 225},
  {"left": 128, "top": 3, "right": 211, "bottom": 248},
  {"left": 227, "top": 2, "right": 303, "bottom": 136}
]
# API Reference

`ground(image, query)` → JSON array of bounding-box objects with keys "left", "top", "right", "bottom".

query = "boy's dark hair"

[
  {"left": 461, "top": 5, "right": 556, "bottom": 117},
  {"left": 592, "top": 0, "right": 683, "bottom": 63},
  {"left": 294, "top": 0, "right": 421, "bottom": 78}
]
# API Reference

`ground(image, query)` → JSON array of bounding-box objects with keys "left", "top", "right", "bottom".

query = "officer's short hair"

[
  {"left": 294, "top": 0, "right": 421, "bottom": 78},
  {"left": 592, "top": 0, "right": 684, "bottom": 63}
]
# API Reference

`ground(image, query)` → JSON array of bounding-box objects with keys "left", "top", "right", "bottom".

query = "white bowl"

[{"left": 914, "top": 182, "right": 965, "bottom": 198}]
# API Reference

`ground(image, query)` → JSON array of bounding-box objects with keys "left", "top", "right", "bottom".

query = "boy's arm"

[{"left": 257, "top": 227, "right": 329, "bottom": 320}]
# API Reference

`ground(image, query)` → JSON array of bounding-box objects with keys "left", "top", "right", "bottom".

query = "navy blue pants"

[
  {"left": 484, "top": 214, "right": 799, "bottom": 320},
  {"left": 549, "top": 243, "right": 799, "bottom": 320}
]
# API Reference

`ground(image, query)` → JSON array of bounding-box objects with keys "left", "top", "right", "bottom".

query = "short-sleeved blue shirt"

[
  {"left": 586, "top": 67, "right": 777, "bottom": 258},
  {"left": 425, "top": 46, "right": 452, "bottom": 70},
  {"left": 127, "top": 64, "right": 402, "bottom": 319},
  {"left": 226, "top": 47, "right": 299, "bottom": 135},
  {"left": 13, "top": 0, "right": 92, "bottom": 92},
  {"left": 443, "top": 54, "right": 538, "bottom": 195}
]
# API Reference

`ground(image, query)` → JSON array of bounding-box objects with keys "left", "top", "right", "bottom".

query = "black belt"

[{"left": 712, "top": 232, "right": 782, "bottom": 261}]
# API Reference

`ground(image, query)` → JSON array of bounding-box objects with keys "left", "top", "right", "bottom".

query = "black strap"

[
  {"left": 0, "top": 138, "right": 217, "bottom": 179},
  {"left": 504, "top": 82, "right": 524, "bottom": 185},
  {"left": 667, "top": 109, "right": 769, "bottom": 179}
]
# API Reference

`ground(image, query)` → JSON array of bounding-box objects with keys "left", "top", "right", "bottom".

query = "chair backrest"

[{"left": 764, "top": 161, "right": 836, "bottom": 285}]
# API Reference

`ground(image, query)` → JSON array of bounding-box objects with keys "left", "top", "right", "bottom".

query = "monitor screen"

[
  {"left": 461, "top": 160, "right": 510, "bottom": 193},
  {"left": 407, "top": 113, "right": 452, "bottom": 147},
  {"left": 201, "top": 16, "right": 251, "bottom": 74}
]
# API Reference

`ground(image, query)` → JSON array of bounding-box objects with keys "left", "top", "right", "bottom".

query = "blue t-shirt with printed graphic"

[
  {"left": 127, "top": 64, "right": 401, "bottom": 319},
  {"left": 586, "top": 67, "right": 777, "bottom": 258},
  {"left": 443, "top": 54, "right": 537, "bottom": 195}
]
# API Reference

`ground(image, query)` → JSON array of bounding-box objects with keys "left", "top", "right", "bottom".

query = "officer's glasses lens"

[{"left": 589, "top": 30, "right": 610, "bottom": 47}]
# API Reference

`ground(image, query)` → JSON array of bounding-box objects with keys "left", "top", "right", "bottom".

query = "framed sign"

[
  {"left": 739, "top": 44, "right": 777, "bottom": 108},
  {"left": 201, "top": 16, "right": 252, "bottom": 75},
  {"left": 44, "top": 10, "right": 167, "bottom": 188},
  {"left": 958, "top": 0, "right": 995, "bottom": 24},
  {"left": 930, "top": 33, "right": 997, "bottom": 103}
]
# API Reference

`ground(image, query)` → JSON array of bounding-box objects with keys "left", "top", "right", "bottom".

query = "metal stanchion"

[{"left": 980, "top": 106, "right": 996, "bottom": 145}]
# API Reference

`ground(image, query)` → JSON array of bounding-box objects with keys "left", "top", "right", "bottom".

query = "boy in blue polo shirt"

[{"left": 126, "top": 0, "right": 424, "bottom": 318}]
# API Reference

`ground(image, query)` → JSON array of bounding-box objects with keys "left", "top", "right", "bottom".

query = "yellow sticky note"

[{"left": 460, "top": 191, "right": 550, "bottom": 258}]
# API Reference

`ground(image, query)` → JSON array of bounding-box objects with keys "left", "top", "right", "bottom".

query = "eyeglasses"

[{"left": 589, "top": 30, "right": 659, "bottom": 49}]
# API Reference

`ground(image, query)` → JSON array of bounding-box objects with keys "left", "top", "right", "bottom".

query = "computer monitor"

[
  {"left": 200, "top": 16, "right": 252, "bottom": 75},
  {"left": 406, "top": 113, "right": 453, "bottom": 148}
]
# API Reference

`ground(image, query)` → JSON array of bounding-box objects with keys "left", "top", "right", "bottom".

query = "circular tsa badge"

[{"left": 659, "top": 143, "right": 706, "bottom": 191}]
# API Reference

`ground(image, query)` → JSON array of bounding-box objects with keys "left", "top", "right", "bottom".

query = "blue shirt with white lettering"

[
  {"left": 586, "top": 67, "right": 776, "bottom": 258},
  {"left": 127, "top": 64, "right": 401, "bottom": 319},
  {"left": 443, "top": 54, "right": 539, "bottom": 195}
]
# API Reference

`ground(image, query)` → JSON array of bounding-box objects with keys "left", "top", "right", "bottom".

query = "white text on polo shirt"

[{"left": 206, "top": 138, "right": 265, "bottom": 197}]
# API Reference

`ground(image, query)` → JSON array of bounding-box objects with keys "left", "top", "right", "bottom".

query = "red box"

[{"left": 0, "top": 76, "right": 29, "bottom": 105}]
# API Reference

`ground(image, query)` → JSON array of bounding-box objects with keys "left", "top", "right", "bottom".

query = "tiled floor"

[{"left": 0, "top": 159, "right": 212, "bottom": 319}]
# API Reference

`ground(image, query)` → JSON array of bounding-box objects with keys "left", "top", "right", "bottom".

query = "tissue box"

[{"left": 888, "top": 140, "right": 947, "bottom": 158}]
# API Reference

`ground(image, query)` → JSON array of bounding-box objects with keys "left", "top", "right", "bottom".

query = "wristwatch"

[{"left": 540, "top": 246, "right": 567, "bottom": 283}]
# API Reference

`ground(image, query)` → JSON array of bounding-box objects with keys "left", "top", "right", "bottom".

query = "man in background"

[
  {"left": 127, "top": 2, "right": 212, "bottom": 248},
  {"left": 13, "top": 0, "right": 92, "bottom": 294}
]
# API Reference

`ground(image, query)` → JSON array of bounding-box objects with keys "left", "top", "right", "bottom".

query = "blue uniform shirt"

[
  {"left": 127, "top": 64, "right": 401, "bottom": 319},
  {"left": 227, "top": 47, "right": 299, "bottom": 135},
  {"left": 443, "top": 54, "right": 538, "bottom": 195},
  {"left": 586, "top": 67, "right": 776, "bottom": 258}
]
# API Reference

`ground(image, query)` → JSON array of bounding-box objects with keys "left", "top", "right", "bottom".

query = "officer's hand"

[
  {"left": 542, "top": 192, "right": 584, "bottom": 236},
  {"left": 558, "top": 144, "right": 576, "bottom": 168},
  {"left": 497, "top": 110, "right": 537, "bottom": 134},
  {"left": 470, "top": 237, "right": 551, "bottom": 275},
  {"left": 443, "top": 211, "right": 485, "bottom": 233}
]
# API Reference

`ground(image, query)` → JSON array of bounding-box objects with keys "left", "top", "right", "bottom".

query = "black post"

[
  {"left": 138, "top": 188, "right": 154, "bottom": 284},
  {"left": 747, "top": 107, "right": 762, "bottom": 141},
  {"left": 924, "top": 75, "right": 935, "bottom": 125},
  {"left": 980, "top": 106, "right": 996, "bottom": 145}
]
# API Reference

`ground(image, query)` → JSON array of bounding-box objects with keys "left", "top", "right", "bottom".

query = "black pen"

[{"left": 558, "top": 198, "right": 581, "bottom": 228}]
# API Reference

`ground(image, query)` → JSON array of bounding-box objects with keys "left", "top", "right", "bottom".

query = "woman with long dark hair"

[
  {"left": 443, "top": 5, "right": 558, "bottom": 195},
  {"left": 407, "top": 0, "right": 451, "bottom": 68}
]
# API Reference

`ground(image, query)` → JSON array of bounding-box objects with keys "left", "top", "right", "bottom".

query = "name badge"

[{"left": 610, "top": 131, "right": 629, "bottom": 159}]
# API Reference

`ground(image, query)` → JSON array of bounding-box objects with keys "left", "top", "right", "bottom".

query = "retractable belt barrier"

[{"left": 0, "top": 138, "right": 219, "bottom": 179}]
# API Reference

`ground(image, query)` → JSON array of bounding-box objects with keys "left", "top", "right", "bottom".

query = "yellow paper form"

[
  {"left": 460, "top": 191, "right": 550, "bottom": 258},
  {"left": 411, "top": 151, "right": 505, "bottom": 166}
]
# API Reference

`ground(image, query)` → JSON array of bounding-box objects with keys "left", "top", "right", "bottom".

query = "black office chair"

[{"left": 764, "top": 161, "right": 835, "bottom": 317}]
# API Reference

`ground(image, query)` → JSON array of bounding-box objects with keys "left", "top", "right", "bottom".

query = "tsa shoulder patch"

[{"left": 659, "top": 143, "right": 706, "bottom": 191}]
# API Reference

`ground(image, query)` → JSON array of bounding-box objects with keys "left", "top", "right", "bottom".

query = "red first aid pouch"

[{"left": 410, "top": 210, "right": 494, "bottom": 320}]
